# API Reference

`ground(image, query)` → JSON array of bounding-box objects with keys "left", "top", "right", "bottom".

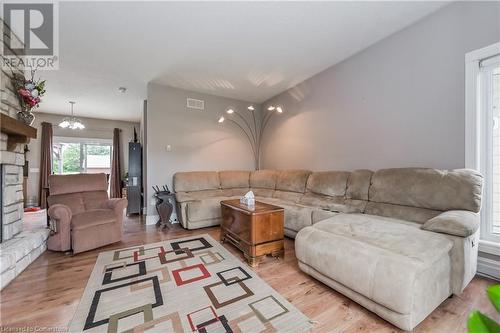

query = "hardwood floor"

[{"left": 0, "top": 215, "right": 497, "bottom": 332}]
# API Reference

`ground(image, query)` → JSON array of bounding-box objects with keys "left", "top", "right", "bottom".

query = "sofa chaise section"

[{"left": 295, "top": 167, "right": 482, "bottom": 330}]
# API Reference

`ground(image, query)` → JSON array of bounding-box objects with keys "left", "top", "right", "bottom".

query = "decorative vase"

[{"left": 17, "top": 110, "right": 35, "bottom": 126}]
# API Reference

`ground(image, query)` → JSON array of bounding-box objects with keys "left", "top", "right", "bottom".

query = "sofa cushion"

[
  {"left": 252, "top": 188, "right": 275, "bottom": 197},
  {"left": 369, "top": 168, "right": 483, "bottom": 212},
  {"left": 186, "top": 197, "right": 237, "bottom": 222},
  {"left": 364, "top": 201, "right": 442, "bottom": 224},
  {"left": 311, "top": 209, "right": 338, "bottom": 224},
  {"left": 299, "top": 193, "right": 345, "bottom": 211},
  {"left": 422, "top": 210, "right": 480, "bottom": 237},
  {"left": 307, "top": 171, "right": 349, "bottom": 197},
  {"left": 273, "top": 190, "right": 303, "bottom": 203},
  {"left": 71, "top": 209, "right": 116, "bottom": 230},
  {"left": 276, "top": 170, "right": 311, "bottom": 193},
  {"left": 250, "top": 170, "right": 277, "bottom": 189},
  {"left": 175, "top": 189, "right": 227, "bottom": 203},
  {"left": 173, "top": 171, "right": 220, "bottom": 192},
  {"left": 295, "top": 214, "right": 453, "bottom": 314},
  {"left": 219, "top": 171, "right": 250, "bottom": 189},
  {"left": 281, "top": 204, "right": 314, "bottom": 233},
  {"left": 256, "top": 197, "right": 313, "bottom": 233},
  {"left": 346, "top": 169, "right": 373, "bottom": 200}
]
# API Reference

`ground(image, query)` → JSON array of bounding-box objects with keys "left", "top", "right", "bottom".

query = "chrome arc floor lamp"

[{"left": 218, "top": 104, "right": 283, "bottom": 170}]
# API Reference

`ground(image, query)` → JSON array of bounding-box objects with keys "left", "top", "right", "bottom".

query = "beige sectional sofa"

[{"left": 173, "top": 168, "right": 482, "bottom": 331}]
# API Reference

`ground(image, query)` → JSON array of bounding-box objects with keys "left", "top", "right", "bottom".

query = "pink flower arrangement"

[{"left": 13, "top": 70, "right": 46, "bottom": 111}]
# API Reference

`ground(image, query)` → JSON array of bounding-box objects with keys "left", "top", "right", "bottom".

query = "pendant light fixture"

[{"left": 59, "top": 101, "right": 85, "bottom": 129}]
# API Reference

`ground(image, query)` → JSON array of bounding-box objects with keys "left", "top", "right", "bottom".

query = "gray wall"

[
  {"left": 261, "top": 1, "right": 500, "bottom": 171},
  {"left": 146, "top": 83, "right": 259, "bottom": 216},
  {"left": 26, "top": 112, "right": 139, "bottom": 202}
]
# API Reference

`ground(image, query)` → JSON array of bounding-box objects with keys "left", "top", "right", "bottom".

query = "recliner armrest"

[
  {"left": 48, "top": 204, "right": 72, "bottom": 222},
  {"left": 102, "top": 198, "right": 128, "bottom": 214},
  {"left": 421, "top": 210, "right": 479, "bottom": 237},
  {"left": 47, "top": 204, "right": 72, "bottom": 251}
]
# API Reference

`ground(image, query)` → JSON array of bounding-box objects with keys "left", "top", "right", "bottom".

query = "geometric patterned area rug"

[{"left": 69, "top": 234, "right": 313, "bottom": 332}]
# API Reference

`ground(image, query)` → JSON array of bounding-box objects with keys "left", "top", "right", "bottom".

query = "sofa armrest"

[
  {"left": 48, "top": 204, "right": 72, "bottom": 224},
  {"left": 421, "top": 210, "right": 479, "bottom": 237},
  {"left": 47, "top": 204, "right": 72, "bottom": 251},
  {"left": 102, "top": 198, "right": 128, "bottom": 214}
]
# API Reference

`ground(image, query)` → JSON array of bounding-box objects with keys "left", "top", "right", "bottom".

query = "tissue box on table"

[{"left": 240, "top": 191, "right": 255, "bottom": 206}]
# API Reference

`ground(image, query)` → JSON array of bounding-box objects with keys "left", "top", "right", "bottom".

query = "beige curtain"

[
  {"left": 39, "top": 122, "right": 53, "bottom": 208},
  {"left": 110, "top": 128, "right": 122, "bottom": 198}
]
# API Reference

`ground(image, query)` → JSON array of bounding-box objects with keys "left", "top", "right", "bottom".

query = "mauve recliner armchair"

[{"left": 46, "top": 173, "right": 127, "bottom": 254}]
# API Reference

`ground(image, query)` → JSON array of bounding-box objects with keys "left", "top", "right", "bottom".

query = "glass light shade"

[
  {"left": 59, "top": 117, "right": 85, "bottom": 129},
  {"left": 267, "top": 106, "right": 275, "bottom": 111},
  {"left": 226, "top": 108, "right": 234, "bottom": 114},
  {"left": 218, "top": 116, "right": 225, "bottom": 123},
  {"left": 60, "top": 101, "right": 85, "bottom": 129},
  {"left": 58, "top": 120, "right": 70, "bottom": 128},
  {"left": 276, "top": 106, "right": 283, "bottom": 113},
  {"left": 247, "top": 105, "right": 255, "bottom": 111}
]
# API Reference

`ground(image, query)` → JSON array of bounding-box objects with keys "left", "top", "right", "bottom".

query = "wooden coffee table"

[{"left": 220, "top": 199, "right": 284, "bottom": 267}]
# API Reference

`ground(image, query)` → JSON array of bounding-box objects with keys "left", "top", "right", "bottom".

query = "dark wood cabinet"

[
  {"left": 220, "top": 199, "right": 284, "bottom": 266},
  {"left": 126, "top": 142, "right": 142, "bottom": 215}
]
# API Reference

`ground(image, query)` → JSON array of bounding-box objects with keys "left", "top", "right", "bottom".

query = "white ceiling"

[{"left": 37, "top": 1, "right": 449, "bottom": 122}]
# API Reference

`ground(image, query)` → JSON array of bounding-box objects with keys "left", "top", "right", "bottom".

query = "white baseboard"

[
  {"left": 479, "top": 240, "right": 500, "bottom": 256},
  {"left": 145, "top": 213, "right": 179, "bottom": 225},
  {"left": 477, "top": 255, "right": 500, "bottom": 281},
  {"left": 145, "top": 215, "right": 158, "bottom": 225}
]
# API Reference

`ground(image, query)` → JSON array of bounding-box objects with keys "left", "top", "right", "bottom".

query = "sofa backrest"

[
  {"left": 172, "top": 168, "right": 482, "bottom": 223},
  {"left": 48, "top": 173, "right": 109, "bottom": 215},
  {"left": 368, "top": 168, "right": 482, "bottom": 212},
  {"left": 275, "top": 170, "right": 311, "bottom": 193},
  {"left": 173, "top": 171, "right": 220, "bottom": 192},
  {"left": 219, "top": 171, "right": 250, "bottom": 189},
  {"left": 49, "top": 173, "right": 108, "bottom": 195},
  {"left": 364, "top": 168, "right": 483, "bottom": 223},
  {"left": 250, "top": 170, "right": 277, "bottom": 189},
  {"left": 346, "top": 170, "right": 373, "bottom": 201},
  {"left": 306, "top": 171, "right": 350, "bottom": 197},
  {"left": 273, "top": 170, "right": 312, "bottom": 202},
  {"left": 249, "top": 170, "right": 277, "bottom": 197}
]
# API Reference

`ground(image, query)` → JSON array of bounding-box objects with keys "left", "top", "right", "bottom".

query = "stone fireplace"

[
  {"left": 0, "top": 127, "right": 49, "bottom": 290},
  {"left": 1, "top": 136, "right": 25, "bottom": 242},
  {"left": 0, "top": 22, "right": 50, "bottom": 290},
  {"left": 0, "top": 108, "right": 50, "bottom": 292}
]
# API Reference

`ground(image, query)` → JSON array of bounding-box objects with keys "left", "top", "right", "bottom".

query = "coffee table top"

[{"left": 220, "top": 199, "right": 284, "bottom": 215}]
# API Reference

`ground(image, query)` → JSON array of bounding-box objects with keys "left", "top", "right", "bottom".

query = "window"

[
  {"left": 479, "top": 56, "right": 500, "bottom": 242},
  {"left": 52, "top": 137, "right": 112, "bottom": 175},
  {"left": 465, "top": 43, "right": 500, "bottom": 246}
]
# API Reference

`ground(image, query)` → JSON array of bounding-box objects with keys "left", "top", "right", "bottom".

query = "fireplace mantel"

[{"left": 0, "top": 113, "right": 37, "bottom": 151}]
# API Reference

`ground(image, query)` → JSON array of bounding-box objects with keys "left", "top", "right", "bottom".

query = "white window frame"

[
  {"left": 52, "top": 136, "right": 113, "bottom": 174},
  {"left": 465, "top": 42, "right": 500, "bottom": 254}
]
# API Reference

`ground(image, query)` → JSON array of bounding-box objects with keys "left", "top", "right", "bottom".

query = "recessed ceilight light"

[
  {"left": 226, "top": 108, "right": 234, "bottom": 114},
  {"left": 118, "top": 87, "right": 127, "bottom": 93},
  {"left": 218, "top": 116, "right": 225, "bottom": 123},
  {"left": 247, "top": 105, "right": 255, "bottom": 111}
]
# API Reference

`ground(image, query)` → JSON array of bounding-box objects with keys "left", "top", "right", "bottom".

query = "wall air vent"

[{"left": 186, "top": 98, "right": 205, "bottom": 110}]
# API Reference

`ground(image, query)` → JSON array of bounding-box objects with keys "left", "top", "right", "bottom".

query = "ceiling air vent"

[{"left": 186, "top": 98, "right": 205, "bottom": 110}]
